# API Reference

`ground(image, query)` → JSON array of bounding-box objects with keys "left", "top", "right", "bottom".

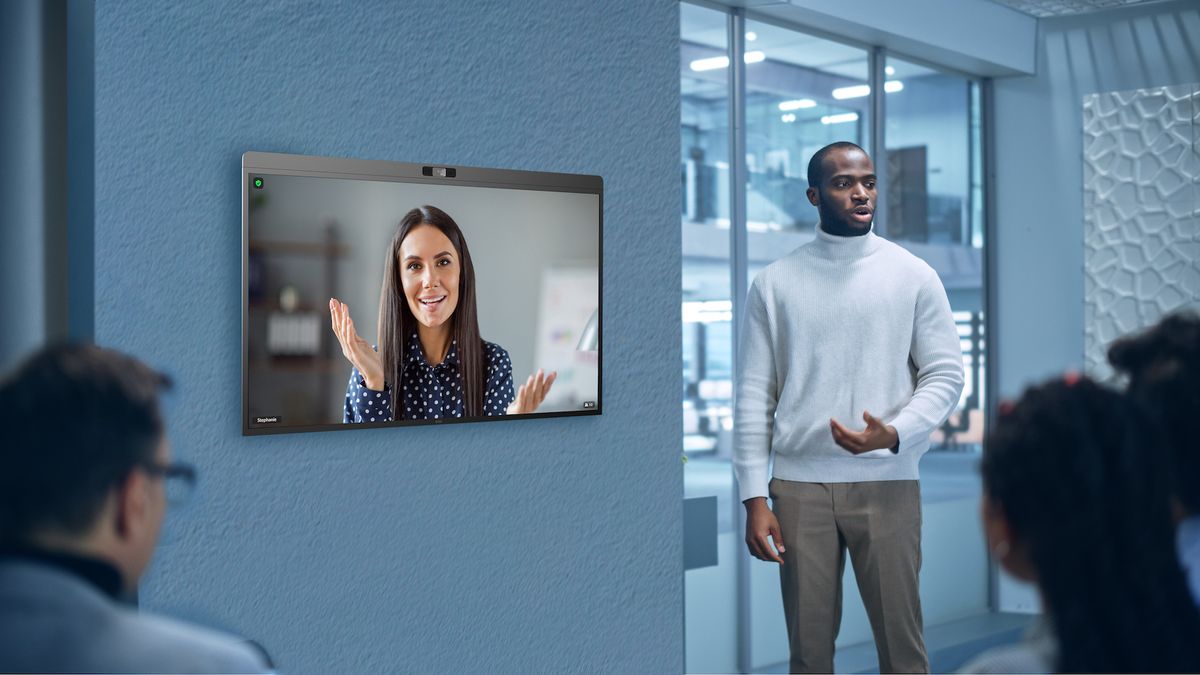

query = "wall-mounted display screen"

[{"left": 242, "top": 152, "right": 602, "bottom": 435}]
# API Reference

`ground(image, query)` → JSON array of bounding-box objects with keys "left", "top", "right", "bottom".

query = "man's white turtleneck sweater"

[{"left": 734, "top": 224, "right": 965, "bottom": 501}]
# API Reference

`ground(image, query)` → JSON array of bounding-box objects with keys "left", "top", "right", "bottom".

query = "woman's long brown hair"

[{"left": 377, "top": 205, "right": 484, "bottom": 418}]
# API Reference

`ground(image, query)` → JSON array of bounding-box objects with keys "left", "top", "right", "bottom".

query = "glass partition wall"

[
  {"left": 682, "top": 2, "right": 732, "bottom": 460},
  {"left": 682, "top": 5, "right": 990, "bottom": 673},
  {"left": 681, "top": 8, "right": 739, "bottom": 670}
]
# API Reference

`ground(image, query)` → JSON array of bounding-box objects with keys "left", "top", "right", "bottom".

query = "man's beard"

[{"left": 818, "top": 197, "right": 871, "bottom": 237}]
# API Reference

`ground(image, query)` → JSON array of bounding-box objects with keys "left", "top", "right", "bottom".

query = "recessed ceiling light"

[
  {"left": 689, "top": 51, "right": 767, "bottom": 72},
  {"left": 778, "top": 99, "right": 817, "bottom": 111},
  {"left": 832, "top": 84, "right": 870, "bottom": 100},
  {"left": 821, "top": 112, "right": 859, "bottom": 125},
  {"left": 831, "top": 81, "right": 904, "bottom": 99}
]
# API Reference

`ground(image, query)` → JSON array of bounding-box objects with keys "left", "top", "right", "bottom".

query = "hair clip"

[
  {"left": 998, "top": 400, "right": 1015, "bottom": 417},
  {"left": 1063, "top": 371, "right": 1080, "bottom": 387}
]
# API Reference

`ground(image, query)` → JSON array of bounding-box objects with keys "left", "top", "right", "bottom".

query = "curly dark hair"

[
  {"left": 1107, "top": 311, "right": 1200, "bottom": 514},
  {"left": 982, "top": 376, "right": 1200, "bottom": 673}
]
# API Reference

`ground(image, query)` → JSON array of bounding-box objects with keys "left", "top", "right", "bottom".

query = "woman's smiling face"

[{"left": 400, "top": 224, "right": 460, "bottom": 329}]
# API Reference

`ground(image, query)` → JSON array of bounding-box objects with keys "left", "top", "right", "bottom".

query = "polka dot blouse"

[{"left": 342, "top": 334, "right": 515, "bottom": 422}]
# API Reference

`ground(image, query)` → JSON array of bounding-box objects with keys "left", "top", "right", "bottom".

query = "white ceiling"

[
  {"left": 984, "top": 0, "right": 1166, "bottom": 17},
  {"left": 681, "top": 3, "right": 939, "bottom": 82}
]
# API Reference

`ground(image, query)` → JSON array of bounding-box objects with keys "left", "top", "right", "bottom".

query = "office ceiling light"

[
  {"left": 778, "top": 99, "right": 816, "bottom": 111},
  {"left": 821, "top": 112, "right": 859, "bottom": 125},
  {"left": 690, "top": 56, "right": 729, "bottom": 72},
  {"left": 746, "top": 31, "right": 758, "bottom": 41},
  {"left": 832, "top": 81, "right": 904, "bottom": 99},
  {"left": 832, "top": 84, "right": 870, "bottom": 99},
  {"left": 885, "top": 65, "right": 895, "bottom": 76},
  {"left": 689, "top": 51, "right": 767, "bottom": 72},
  {"left": 781, "top": 113, "right": 797, "bottom": 123}
]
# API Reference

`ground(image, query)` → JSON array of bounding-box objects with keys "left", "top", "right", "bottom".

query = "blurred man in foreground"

[{"left": 0, "top": 344, "right": 269, "bottom": 674}]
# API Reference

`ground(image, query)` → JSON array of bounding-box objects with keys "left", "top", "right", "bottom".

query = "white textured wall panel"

[{"left": 1083, "top": 84, "right": 1199, "bottom": 380}]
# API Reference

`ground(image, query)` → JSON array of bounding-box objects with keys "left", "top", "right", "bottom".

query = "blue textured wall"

[{"left": 94, "top": 2, "right": 681, "bottom": 672}]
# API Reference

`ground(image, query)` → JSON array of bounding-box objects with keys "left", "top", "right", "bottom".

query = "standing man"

[{"left": 735, "top": 142, "right": 964, "bottom": 674}]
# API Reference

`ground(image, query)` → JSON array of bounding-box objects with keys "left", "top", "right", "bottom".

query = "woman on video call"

[{"left": 330, "top": 205, "right": 555, "bottom": 423}]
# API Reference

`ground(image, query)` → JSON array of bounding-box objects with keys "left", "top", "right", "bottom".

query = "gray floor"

[{"left": 755, "top": 611, "right": 1035, "bottom": 674}]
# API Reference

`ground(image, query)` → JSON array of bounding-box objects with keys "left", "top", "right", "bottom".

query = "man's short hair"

[
  {"left": 1108, "top": 311, "right": 1200, "bottom": 514},
  {"left": 807, "top": 141, "right": 868, "bottom": 188},
  {"left": 0, "top": 344, "right": 172, "bottom": 544}
]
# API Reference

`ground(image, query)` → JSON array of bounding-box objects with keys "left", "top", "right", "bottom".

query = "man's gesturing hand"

[
  {"left": 830, "top": 410, "right": 900, "bottom": 454},
  {"left": 744, "top": 497, "right": 786, "bottom": 564}
]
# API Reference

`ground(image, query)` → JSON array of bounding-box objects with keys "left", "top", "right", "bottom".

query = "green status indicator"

[{"left": 253, "top": 177, "right": 264, "bottom": 189}]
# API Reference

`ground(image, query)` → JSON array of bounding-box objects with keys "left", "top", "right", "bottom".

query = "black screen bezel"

[{"left": 241, "top": 151, "right": 603, "bottom": 436}]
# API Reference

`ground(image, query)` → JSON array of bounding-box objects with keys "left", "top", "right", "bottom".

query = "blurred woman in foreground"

[{"left": 962, "top": 375, "right": 1200, "bottom": 673}]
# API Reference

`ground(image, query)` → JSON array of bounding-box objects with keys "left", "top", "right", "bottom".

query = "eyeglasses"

[{"left": 139, "top": 461, "right": 197, "bottom": 506}]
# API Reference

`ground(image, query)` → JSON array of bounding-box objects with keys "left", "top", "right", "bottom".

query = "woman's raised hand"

[
  {"left": 506, "top": 369, "right": 557, "bottom": 415},
  {"left": 329, "top": 298, "right": 385, "bottom": 391}
]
